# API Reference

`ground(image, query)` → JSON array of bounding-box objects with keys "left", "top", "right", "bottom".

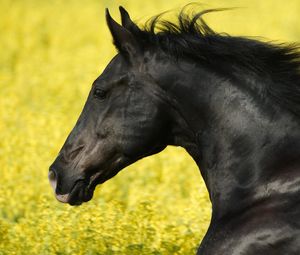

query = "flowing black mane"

[{"left": 129, "top": 7, "right": 300, "bottom": 118}]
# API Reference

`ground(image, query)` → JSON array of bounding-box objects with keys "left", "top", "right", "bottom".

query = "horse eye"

[{"left": 94, "top": 88, "right": 107, "bottom": 100}]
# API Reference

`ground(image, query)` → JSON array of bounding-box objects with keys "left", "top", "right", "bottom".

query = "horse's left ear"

[
  {"left": 119, "top": 6, "right": 141, "bottom": 34},
  {"left": 106, "top": 8, "right": 141, "bottom": 62}
]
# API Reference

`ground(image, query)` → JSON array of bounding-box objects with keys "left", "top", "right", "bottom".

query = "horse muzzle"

[{"left": 48, "top": 168, "right": 94, "bottom": 206}]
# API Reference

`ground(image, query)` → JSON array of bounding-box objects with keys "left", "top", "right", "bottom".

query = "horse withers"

[{"left": 49, "top": 6, "right": 300, "bottom": 254}]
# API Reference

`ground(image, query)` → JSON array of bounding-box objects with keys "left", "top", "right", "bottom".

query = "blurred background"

[{"left": 0, "top": 0, "right": 299, "bottom": 254}]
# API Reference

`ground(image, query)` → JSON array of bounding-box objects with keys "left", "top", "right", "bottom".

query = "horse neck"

[{"left": 153, "top": 58, "right": 300, "bottom": 220}]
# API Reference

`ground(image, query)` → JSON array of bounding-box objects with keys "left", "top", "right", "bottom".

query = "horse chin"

[
  {"left": 55, "top": 168, "right": 120, "bottom": 206},
  {"left": 53, "top": 157, "right": 130, "bottom": 206},
  {"left": 55, "top": 180, "right": 95, "bottom": 206}
]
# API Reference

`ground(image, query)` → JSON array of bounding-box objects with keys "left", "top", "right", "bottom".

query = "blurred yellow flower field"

[{"left": 0, "top": 0, "right": 299, "bottom": 254}]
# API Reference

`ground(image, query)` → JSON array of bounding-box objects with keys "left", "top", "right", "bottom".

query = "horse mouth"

[
  {"left": 55, "top": 180, "right": 91, "bottom": 206},
  {"left": 54, "top": 171, "right": 105, "bottom": 206},
  {"left": 51, "top": 156, "right": 131, "bottom": 206}
]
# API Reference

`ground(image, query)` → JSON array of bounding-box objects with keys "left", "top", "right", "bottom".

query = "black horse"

[{"left": 49, "top": 6, "right": 300, "bottom": 254}]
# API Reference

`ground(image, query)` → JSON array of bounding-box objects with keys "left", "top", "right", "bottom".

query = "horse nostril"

[{"left": 48, "top": 169, "right": 57, "bottom": 190}]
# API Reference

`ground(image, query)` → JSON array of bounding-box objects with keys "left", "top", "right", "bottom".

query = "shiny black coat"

[{"left": 50, "top": 6, "right": 300, "bottom": 254}]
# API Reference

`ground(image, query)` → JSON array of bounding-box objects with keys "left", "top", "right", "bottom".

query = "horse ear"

[
  {"left": 106, "top": 8, "right": 141, "bottom": 61},
  {"left": 119, "top": 6, "right": 141, "bottom": 34}
]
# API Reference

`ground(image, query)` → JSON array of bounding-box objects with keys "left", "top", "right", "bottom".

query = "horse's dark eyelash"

[{"left": 93, "top": 88, "right": 108, "bottom": 100}]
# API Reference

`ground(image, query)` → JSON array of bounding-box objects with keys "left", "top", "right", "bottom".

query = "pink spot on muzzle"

[{"left": 48, "top": 170, "right": 70, "bottom": 203}]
